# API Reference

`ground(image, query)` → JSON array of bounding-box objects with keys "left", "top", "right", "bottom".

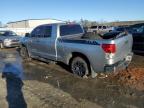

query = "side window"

[
  {"left": 103, "top": 26, "right": 106, "bottom": 29},
  {"left": 98, "top": 26, "right": 102, "bottom": 29},
  {"left": 43, "top": 26, "right": 52, "bottom": 37},
  {"left": 91, "top": 26, "right": 97, "bottom": 29},
  {"left": 31, "top": 26, "right": 44, "bottom": 37},
  {"left": 60, "top": 24, "right": 83, "bottom": 36}
]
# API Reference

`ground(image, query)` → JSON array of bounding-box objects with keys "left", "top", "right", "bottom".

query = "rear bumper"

[{"left": 104, "top": 53, "right": 133, "bottom": 72}]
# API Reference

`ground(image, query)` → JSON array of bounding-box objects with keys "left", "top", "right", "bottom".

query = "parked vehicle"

[
  {"left": 111, "top": 24, "right": 144, "bottom": 33},
  {"left": 0, "top": 30, "right": 21, "bottom": 49},
  {"left": 104, "top": 23, "right": 144, "bottom": 53},
  {"left": 112, "top": 27, "right": 124, "bottom": 32},
  {"left": 132, "top": 26, "right": 144, "bottom": 53},
  {"left": 20, "top": 23, "right": 133, "bottom": 78}
]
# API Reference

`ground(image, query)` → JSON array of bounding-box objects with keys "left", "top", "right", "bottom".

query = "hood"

[{"left": 0, "top": 36, "right": 22, "bottom": 41}]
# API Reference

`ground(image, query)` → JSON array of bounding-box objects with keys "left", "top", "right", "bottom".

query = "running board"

[{"left": 31, "top": 55, "right": 56, "bottom": 64}]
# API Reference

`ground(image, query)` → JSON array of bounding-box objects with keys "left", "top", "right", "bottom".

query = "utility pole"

[{"left": 0, "top": 21, "right": 2, "bottom": 27}]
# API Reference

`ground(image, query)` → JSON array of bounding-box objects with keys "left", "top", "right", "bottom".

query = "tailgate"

[{"left": 114, "top": 34, "right": 133, "bottom": 63}]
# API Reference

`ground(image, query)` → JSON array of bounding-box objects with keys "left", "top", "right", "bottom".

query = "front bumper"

[
  {"left": 104, "top": 53, "right": 133, "bottom": 72},
  {"left": 4, "top": 42, "right": 20, "bottom": 47}
]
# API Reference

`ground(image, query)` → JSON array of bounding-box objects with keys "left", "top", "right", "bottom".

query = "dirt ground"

[
  {"left": 110, "top": 68, "right": 144, "bottom": 91},
  {"left": 108, "top": 53, "right": 144, "bottom": 91},
  {"left": 0, "top": 49, "right": 144, "bottom": 108}
]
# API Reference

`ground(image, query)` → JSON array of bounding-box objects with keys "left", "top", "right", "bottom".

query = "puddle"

[{"left": 0, "top": 50, "right": 24, "bottom": 79}]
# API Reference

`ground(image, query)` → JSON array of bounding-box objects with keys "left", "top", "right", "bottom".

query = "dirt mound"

[{"left": 111, "top": 68, "right": 144, "bottom": 91}]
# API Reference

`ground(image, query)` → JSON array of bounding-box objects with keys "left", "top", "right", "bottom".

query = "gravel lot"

[{"left": 0, "top": 48, "right": 144, "bottom": 108}]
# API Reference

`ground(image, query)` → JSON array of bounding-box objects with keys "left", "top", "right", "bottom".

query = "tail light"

[{"left": 102, "top": 44, "right": 116, "bottom": 53}]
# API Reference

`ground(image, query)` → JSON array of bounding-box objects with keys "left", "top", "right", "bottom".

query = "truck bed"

[
  {"left": 81, "top": 31, "right": 123, "bottom": 40},
  {"left": 59, "top": 31, "right": 133, "bottom": 72}
]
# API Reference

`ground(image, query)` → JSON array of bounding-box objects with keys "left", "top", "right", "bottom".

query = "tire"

[
  {"left": 20, "top": 46, "right": 30, "bottom": 61},
  {"left": 0, "top": 42, "right": 4, "bottom": 49},
  {"left": 70, "top": 56, "right": 90, "bottom": 77}
]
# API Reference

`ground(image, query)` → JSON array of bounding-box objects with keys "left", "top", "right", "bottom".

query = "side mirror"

[{"left": 25, "top": 33, "right": 30, "bottom": 37}]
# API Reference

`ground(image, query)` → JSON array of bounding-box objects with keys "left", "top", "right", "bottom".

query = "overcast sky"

[{"left": 0, "top": 0, "right": 144, "bottom": 24}]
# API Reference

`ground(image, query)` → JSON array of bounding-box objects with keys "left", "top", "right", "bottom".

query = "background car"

[
  {"left": 0, "top": 30, "right": 21, "bottom": 49},
  {"left": 108, "top": 23, "right": 144, "bottom": 53},
  {"left": 131, "top": 26, "right": 144, "bottom": 53}
]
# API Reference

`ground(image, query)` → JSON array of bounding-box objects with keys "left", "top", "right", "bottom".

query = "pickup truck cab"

[{"left": 20, "top": 23, "right": 133, "bottom": 78}]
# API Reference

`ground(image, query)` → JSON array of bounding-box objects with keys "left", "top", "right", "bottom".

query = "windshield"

[
  {"left": 115, "top": 27, "right": 125, "bottom": 32},
  {"left": 0, "top": 31, "right": 17, "bottom": 36},
  {"left": 136, "top": 26, "right": 144, "bottom": 33}
]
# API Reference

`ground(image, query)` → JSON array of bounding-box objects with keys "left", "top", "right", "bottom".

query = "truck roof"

[{"left": 37, "top": 22, "right": 80, "bottom": 27}]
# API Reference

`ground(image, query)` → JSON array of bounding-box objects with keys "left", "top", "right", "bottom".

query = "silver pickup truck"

[{"left": 20, "top": 23, "right": 133, "bottom": 78}]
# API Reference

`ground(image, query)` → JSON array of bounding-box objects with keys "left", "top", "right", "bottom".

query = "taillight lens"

[{"left": 102, "top": 44, "right": 116, "bottom": 53}]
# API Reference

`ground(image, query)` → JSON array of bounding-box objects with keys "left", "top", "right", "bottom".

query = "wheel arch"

[
  {"left": 69, "top": 52, "right": 91, "bottom": 74},
  {"left": 69, "top": 52, "right": 90, "bottom": 64},
  {"left": 20, "top": 43, "right": 31, "bottom": 58}
]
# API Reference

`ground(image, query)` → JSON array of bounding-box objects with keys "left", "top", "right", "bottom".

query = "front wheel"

[
  {"left": 20, "top": 46, "right": 31, "bottom": 61},
  {"left": 70, "top": 56, "right": 90, "bottom": 77},
  {"left": 0, "top": 42, "right": 4, "bottom": 49}
]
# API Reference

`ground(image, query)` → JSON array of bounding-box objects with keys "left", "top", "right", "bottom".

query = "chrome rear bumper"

[{"left": 104, "top": 53, "right": 133, "bottom": 72}]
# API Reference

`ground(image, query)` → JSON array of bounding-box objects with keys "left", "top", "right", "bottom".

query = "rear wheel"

[
  {"left": 20, "top": 46, "right": 31, "bottom": 61},
  {"left": 70, "top": 56, "right": 90, "bottom": 77}
]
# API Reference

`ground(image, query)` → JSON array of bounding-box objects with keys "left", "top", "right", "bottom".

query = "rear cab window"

[{"left": 60, "top": 24, "right": 84, "bottom": 36}]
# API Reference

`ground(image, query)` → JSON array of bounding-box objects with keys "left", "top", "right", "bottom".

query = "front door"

[
  {"left": 36, "top": 25, "right": 56, "bottom": 60},
  {"left": 27, "top": 26, "right": 45, "bottom": 57},
  {"left": 27, "top": 25, "right": 56, "bottom": 60}
]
